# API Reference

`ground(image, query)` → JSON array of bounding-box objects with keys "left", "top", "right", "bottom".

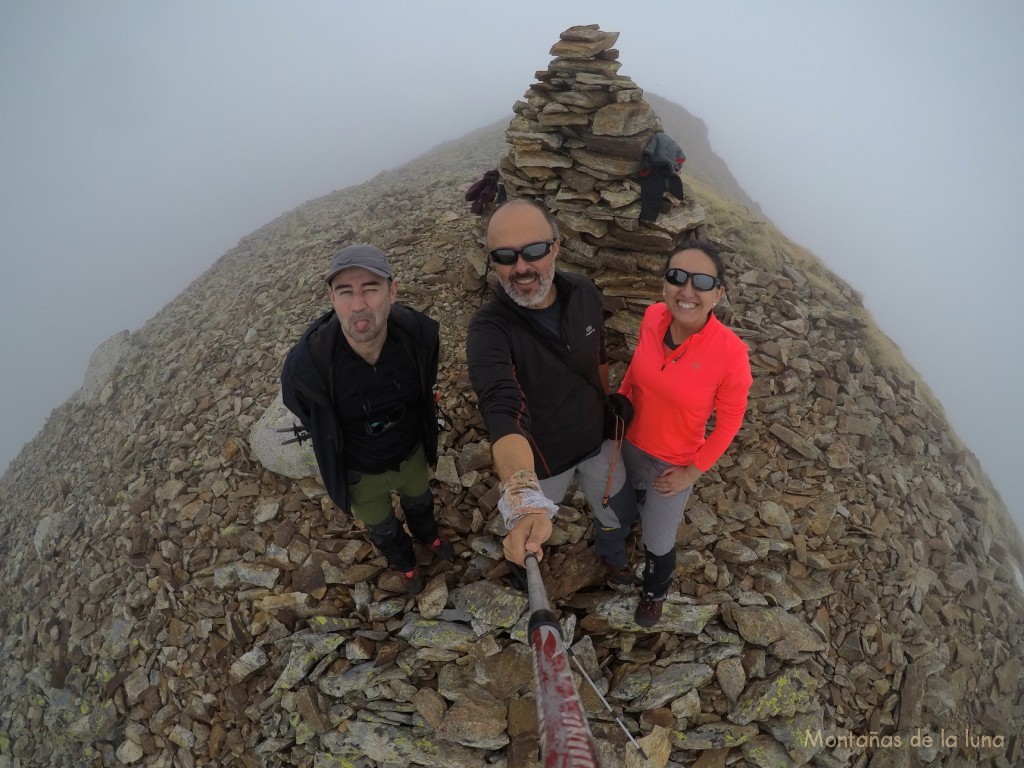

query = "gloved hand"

[
  {"left": 606, "top": 393, "right": 634, "bottom": 423},
  {"left": 603, "top": 393, "right": 634, "bottom": 439},
  {"left": 497, "top": 469, "right": 558, "bottom": 531}
]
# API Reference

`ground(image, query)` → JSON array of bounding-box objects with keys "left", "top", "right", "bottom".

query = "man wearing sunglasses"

[
  {"left": 281, "top": 244, "right": 453, "bottom": 595},
  {"left": 467, "top": 199, "right": 636, "bottom": 581}
]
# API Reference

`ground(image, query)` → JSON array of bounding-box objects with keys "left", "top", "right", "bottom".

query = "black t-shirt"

[
  {"left": 333, "top": 333, "right": 421, "bottom": 474},
  {"left": 529, "top": 300, "right": 563, "bottom": 339}
]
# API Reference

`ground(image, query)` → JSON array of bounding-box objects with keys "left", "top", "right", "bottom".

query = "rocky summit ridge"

[{"left": 1, "top": 24, "right": 1023, "bottom": 768}]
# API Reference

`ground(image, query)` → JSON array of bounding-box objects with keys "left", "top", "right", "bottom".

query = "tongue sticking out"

[{"left": 355, "top": 319, "right": 371, "bottom": 332}]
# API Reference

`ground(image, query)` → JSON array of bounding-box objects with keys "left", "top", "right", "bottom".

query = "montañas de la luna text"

[{"left": 802, "top": 728, "right": 1006, "bottom": 750}]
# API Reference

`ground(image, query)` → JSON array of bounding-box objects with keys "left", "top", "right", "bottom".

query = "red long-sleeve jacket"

[{"left": 619, "top": 304, "right": 752, "bottom": 471}]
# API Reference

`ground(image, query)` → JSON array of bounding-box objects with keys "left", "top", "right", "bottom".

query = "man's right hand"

[{"left": 503, "top": 513, "right": 554, "bottom": 566}]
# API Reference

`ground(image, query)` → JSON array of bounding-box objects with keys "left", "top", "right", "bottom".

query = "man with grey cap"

[{"left": 281, "top": 244, "right": 452, "bottom": 594}]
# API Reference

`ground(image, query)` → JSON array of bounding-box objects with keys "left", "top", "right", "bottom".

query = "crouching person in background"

[{"left": 281, "top": 244, "right": 452, "bottom": 595}]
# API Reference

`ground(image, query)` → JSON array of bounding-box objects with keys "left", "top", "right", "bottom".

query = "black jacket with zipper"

[
  {"left": 281, "top": 304, "right": 440, "bottom": 515},
  {"left": 467, "top": 270, "right": 607, "bottom": 479}
]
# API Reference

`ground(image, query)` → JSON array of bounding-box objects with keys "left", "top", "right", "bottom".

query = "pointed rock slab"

[
  {"left": 548, "top": 57, "right": 622, "bottom": 77},
  {"left": 768, "top": 424, "right": 822, "bottom": 461},
  {"left": 714, "top": 538, "right": 759, "bottom": 564},
  {"left": 229, "top": 647, "right": 270, "bottom": 684},
  {"left": 450, "top": 581, "right": 528, "bottom": 630},
  {"left": 731, "top": 606, "right": 826, "bottom": 659},
  {"left": 627, "top": 725, "right": 672, "bottom": 767},
  {"left": 764, "top": 710, "right": 824, "bottom": 765},
  {"left": 570, "top": 148, "right": 641, "bottom": 176},
  {"left": 741, "top": 734, "right": 798, "bottom": 767},
  {"left": 63, "top": 700, "right": 119, "bottom": 743},
  {"left": 549, "top": 90, "right": 613, "bottom": 109},
  {"left": 550, "top": 30, "right": 619, "bottom": 58},
  {"left": 417, "top": 574, "right": 449, "bottom": 620},
  {"left": 215, "top": 562, "right": 281, "bottom": 589},
  {"left": 644, "top": 203, "right": 706, "bottom": 236},
  {"left": 557, "top": 210, "right": 610, "bottom": 241},
  {"left": 672, "top": 722, "right": 759, "bottom": 750},
  {"left": 295, "top": 686, "right": 332, "bottom": 733},
  {"left": 728, "top": 667, "right": 819, "bottom": 726},
  {"left": 413, "top": 687, "right": 448, "bottom": 729},
  {"left": 433, "top": 454, "right": 462, "bottom": 487},
  {"left": 476, "top": 643, "right": 535, "bottom": 699},
  {"left": 258, "top": 592, "right": 319, "bottom": 618},
  {"left": 627, "top": 663, "right": 715, "bottom": 710},
  {"left": 591, "top": 101, "right": 657, "bottom": 137},
  {"left": 435, "top": 687, "right": 509, "bottom": 750},
  {"left": 274, "top": 633, "right": 345, "bottom": 691},
  {"left": 716, "top": 657, "right": 747, "bottom": 703},
  {"left": 321, "top": 720, "right": 484, "bottom": 768},
  {"left": 595, "top": 225, "right": 676, "bottom": 252},
  {"left": 398, "top": 615, "right": 480, "bottom": 652},
  {"left": 317, "top": 660, "right": 406, "bottom": 699},
  {"left": 512, "top": 148, "right": 575, "bottom": 170},
  {"left": 598, "top": 594, "right": 719, "bottom": 635},
  {"left": 249, "top": 392, "right": 320, "bottom": 480}
]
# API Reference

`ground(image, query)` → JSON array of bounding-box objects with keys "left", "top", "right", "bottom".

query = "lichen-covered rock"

[{"left": 728, "top": 668, "right": 819, "bottom": 726}]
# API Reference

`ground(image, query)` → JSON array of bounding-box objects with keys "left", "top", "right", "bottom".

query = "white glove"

[{"left": 497, "top": 469, "right": 558, "bottom": 530}]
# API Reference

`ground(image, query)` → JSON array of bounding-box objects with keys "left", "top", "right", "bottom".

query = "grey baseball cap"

[{"left": 324, "top": 244, "right": 393, "bottom": 284}]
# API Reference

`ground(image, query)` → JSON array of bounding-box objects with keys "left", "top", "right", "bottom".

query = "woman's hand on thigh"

[{"left": 653, "top": 465, "right": 700, "bottom": 496}]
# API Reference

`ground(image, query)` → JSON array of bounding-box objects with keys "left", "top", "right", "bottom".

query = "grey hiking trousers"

[{"left": 540, "top": 439, "right": 638, "bottom": 569}]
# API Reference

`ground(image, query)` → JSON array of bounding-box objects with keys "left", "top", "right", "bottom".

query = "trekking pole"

[
  {"left": 523, "top": 551, "right": 602, "bottom": 768},
  {"left": 563, "top": 646, "right": 648, "bottom": 760}
]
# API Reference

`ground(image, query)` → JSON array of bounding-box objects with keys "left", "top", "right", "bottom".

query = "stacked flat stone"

[{"left": 501, "top": 24, "right": 707, "bottom": 316}]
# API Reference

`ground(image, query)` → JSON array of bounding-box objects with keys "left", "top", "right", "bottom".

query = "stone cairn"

[
  {"left": 0, "top": 25, "right": 1022, "bottom": 768},
  {"left": 500, "top": 24, "right": 709, "bottom": 344}
]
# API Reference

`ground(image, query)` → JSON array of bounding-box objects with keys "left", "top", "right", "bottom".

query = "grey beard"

[{"left": 500, "top": 271, "right": 554, "bottom": 309}]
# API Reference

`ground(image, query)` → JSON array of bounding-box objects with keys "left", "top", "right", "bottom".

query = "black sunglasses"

[
  {"left": 664, "top": 268, "right": 721, "bottom": 291},
  {"left": 488, "top": 240, "right": 555, "bottom": 266},
  {"left": 365, "top": 404, "right": 406, "bottom": 436}
]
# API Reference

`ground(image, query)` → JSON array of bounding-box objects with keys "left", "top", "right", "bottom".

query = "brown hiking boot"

[
  {"left": 634, "top": 597, "right": 665, "bottom": 628},
  {"left": 601, "top": 559, "right": 636, "bottom": 586}
]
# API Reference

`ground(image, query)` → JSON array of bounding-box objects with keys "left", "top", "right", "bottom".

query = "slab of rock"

[
  {"left": 673, "top": 722, "right": 759, "bottom": 750},
  {"left": 322, "top": 720, "right": 484, "bottom": 767},
  {"left": 435, "top": 687, "right": 509, "bottom": 750},
  {"left": 450, "top": 581, "right": 528, "bottom": 630},
  {"left": 627, "top": 663, "right": 715, "bottom": 710},
  {"left": 250, "top": 392, "right": 320, "bottom": 480},
  {"left": 274, "top": 633, "right": 345, "bottom": 691},
  {"left": 731, "top": 606, "right": 826, "bottom": 659},
  {"left": 398, "top": 615, "right": 479, "bottom": 652},
  {"left": 728, "top": 667, "right": 819, "bottom": 725},
  {"left": 598, "top": 595, "right": 718, "bottom": 634}
]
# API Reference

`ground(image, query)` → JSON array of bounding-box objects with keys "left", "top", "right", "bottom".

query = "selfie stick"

[{"left": 524, "top": 551, "right": 602, "bottom": 767}]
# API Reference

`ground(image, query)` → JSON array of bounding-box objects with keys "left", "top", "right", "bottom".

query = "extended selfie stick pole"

[{"left": 523, "top": 551, "right": 602, "bottom": 768}]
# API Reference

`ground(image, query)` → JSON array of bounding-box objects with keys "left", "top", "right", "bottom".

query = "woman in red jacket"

[{"left": 618, "top": 240, "right": 752, "bottom": 627}]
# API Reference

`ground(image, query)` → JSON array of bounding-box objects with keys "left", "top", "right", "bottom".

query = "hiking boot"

[
  {"left": 634, "top": 597, "right": 665, "bottom": 628},
  {"left": 428, "top": 535, "right": 454, "bottom": 562},
  {"left": 601, "top": 560, "right": 636, "bottom": 586},
  {"left": 399, "top": 567, "right": 425, "bottom": 595}
]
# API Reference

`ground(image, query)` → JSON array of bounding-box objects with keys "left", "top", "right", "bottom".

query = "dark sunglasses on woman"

[
  {"left": 488, "top": 240, "right": 555, "bottom": 266},
  {"left": 664, "top": 268, "right": 721, "bottom": 291}
]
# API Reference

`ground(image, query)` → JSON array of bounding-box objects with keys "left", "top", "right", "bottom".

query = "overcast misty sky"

[{"left": 2, "top": 1, "right": 1022, "bottom": 536}]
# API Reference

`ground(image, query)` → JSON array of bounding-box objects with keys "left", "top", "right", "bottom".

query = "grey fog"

[{"left": 1, "top": 1, "right": 1022, "bottom": 538}]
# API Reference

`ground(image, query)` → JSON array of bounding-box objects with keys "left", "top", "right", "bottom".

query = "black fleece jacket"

[
  {"left": 467, "top": 271, "right": 607, "bottom": 479},
  {"left": 281, "top": 304, "right": 440, "bottom": 514}
]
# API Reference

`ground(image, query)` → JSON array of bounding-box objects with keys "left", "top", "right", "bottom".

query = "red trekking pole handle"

[{"left": 524, "top": 552, "right": 602, "bottom": 767}]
